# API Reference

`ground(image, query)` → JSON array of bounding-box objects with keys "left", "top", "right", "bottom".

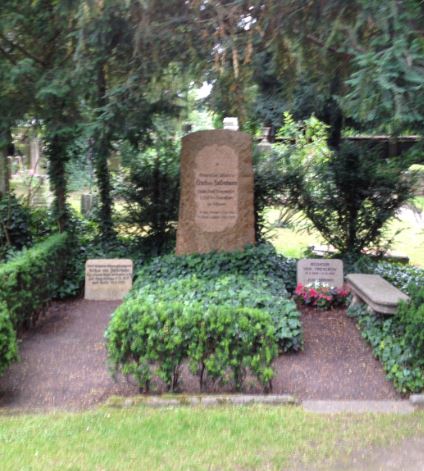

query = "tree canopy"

[{"left": 0, "top": 0, "right": 422, "bottom": 232}]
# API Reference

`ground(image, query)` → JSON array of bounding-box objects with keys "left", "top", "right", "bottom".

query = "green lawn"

[
  {"left": 268, "top": 204, "right": 424, "bottom": 267},
  {"left": 0, "top": 406, "right": 423, "bottom": 470}
]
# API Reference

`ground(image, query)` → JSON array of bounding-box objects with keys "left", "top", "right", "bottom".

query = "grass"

[
  {"left": 0, "top": 406, "right": 422, "bottom": 470},
  {"left": 267, "top": 204, "right": 424, "bottom": 267}
]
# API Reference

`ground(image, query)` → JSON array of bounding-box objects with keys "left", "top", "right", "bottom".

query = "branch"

[
  {"left": 0, "top": 44, "right": 17, "bottom": 65},
  {"left": 0, "top": 33, "right": 46, "bottom": 66}
]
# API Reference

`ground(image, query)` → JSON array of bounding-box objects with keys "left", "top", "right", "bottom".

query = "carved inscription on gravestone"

[
  {"left": 85, "top": 259, "right": 133, "bottom": 300},
  {"left": 176, "top": 130, "right": 255, "bottom": 255},
  {"left": 297, "top": 259, "right": 344, "bottom": 288},
  {"left": 195, "top": 145, "right": 239, "bottom": 232}
]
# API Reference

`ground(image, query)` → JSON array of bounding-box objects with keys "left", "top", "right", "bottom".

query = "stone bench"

[{"left": 346, "top": 274, "right": 410, "bottom": 315}]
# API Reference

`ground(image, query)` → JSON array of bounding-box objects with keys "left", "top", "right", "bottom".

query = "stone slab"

[
  {"left": 297, "top": 259, "right": 344, "bottom": 288},
  {"left": 346, "top": 274, "right": 409, "bottom": 314},
  {"left": 303, "top": 400, "right": 415, "bottom": 414},
  {"left": 176, "top": 130, "right": 255, "bottom": 255},
  {"left": 85, "top": 259, "right": 133, "bottom": 301},
  {"left": 107, "top": 394, "right": 298, "bottom": 409},
  {"left": 409, "top": 394, "right": 424, "bottom": 409}
]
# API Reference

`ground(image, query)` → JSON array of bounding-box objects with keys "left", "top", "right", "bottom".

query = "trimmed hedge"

[
  {"left": 106, "top": 300, "right": 278, "bottom": 393},
  {"left": 0, "top": 233, "right": 74, "bottom": 375},
  {"left": 106, "top": 245, "right": 302, "bottom": 392},
  {"left": 0, "top": 302, "right": 18, "bottom": 376},
  {"left": 133, "top": 274, "right": 302, "bottom": 352},
  {"left": 0, "top": 233, "right": 72, "bottom": 330}
]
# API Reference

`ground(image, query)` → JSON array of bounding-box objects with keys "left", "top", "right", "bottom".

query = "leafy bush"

[
  {"left": 114, "top": 139, "right": 180, "bottom": 255},
  {"left": 0, "top": 232, "right": 72, "bottom": 330},
  {"left": 106, "top": 245, "right": 302, "bottom": 392},
  {"left": 397, "top": 286, "right": 424, "bottom": 369},
  {"left": 0, "top": 232, "right": 81, "bottom": 376},
  {"left": 132, "top": 273, "right": 302, "bottom": 352},
  {"left": 0, "top": 193, "right": 32, "bottom": 261},
  {"left": 274, "top": 114, "right": 415, "bottom": 256},
  {"left": 0, "top": 302, "right": 18, "bottom": 376},
  {"left": 135, "top": 243, "right": 297, "bottom": 294},
  {"left": 348, "top": 291, "right": 424, "bottom": 393},
  {"left": 106, "top": 300, "right": 278, "bottom": 392},
  {"left": 372, "top": 263, "right": 424, "bottom": 294}
]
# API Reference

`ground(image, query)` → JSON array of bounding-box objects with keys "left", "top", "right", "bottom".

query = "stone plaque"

[
  {"left": 85, "top": 259, "right": 133, "bottom": 301},
  {"left": 176, "top": 130, "right": 255, "bottom": 255},
  {"left": 297, "top": 259, "right": 344, "bottom": 288}
]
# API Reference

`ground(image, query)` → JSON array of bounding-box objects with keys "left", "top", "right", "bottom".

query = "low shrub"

[
  {"left": 397, "top": 286, "right": 424, "bottom": 369},
  {"left": 348, "top": 287, "right": 424, "bottom": 393},
  {"left": 133, "top": 274, "right": 302, "bottom": 352},
  {"left": 0, "top": 193, "right": 32, "bottom": 261},
  {"left": 0, "top": 302, "right": 18, "bottom": 376},
  {"left": 0, "top": 232, "right": 73, "bottom": 330},
  {"left": 106, "top": 245, "right": 302, "bottom": 392},
  {"left": 106, "top": 300, "right": 278, "bottom": 392},
  {"left": 372, "top": 262, "right": 424, "bottom": 294},
  {"left": 0, "top": 232, "right": 81, "bottom": 376}
]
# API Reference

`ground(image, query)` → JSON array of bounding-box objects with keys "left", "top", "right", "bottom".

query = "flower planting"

[{"left": 294, "top": 282, "right": 350, "bottom": 310}]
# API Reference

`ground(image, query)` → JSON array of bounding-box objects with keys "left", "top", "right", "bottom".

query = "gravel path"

[{"left": 0, "top": 301, "right": 399, "bottom": 412}]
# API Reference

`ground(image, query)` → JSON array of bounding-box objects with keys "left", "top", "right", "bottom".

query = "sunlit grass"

[
  {"left": 0, "top": 405, "right": 422, "bottom": 471},
  {"left": 266, "top": 205, "right": 424, "bottom": 267}
]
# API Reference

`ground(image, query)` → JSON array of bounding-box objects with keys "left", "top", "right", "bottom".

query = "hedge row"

[
  {"left": 0, "top": 233, "right": 73, "bottom": 375},
  {"left": 107, "top": 301, "right": 278, "bottom": 392},
  {"left": 106, "top": 245, "right": 302, "bottom": 392}
]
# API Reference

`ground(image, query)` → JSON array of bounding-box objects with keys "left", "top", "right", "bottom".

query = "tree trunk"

[
  {"left": 0, "top": 127, "right": 12, "bottom": 197},
  {"left": 93, "top": 62, "right": 114, "bottom": 240},
  {"left": 47, "top": 133, "right": 68, "bottom": 232}
]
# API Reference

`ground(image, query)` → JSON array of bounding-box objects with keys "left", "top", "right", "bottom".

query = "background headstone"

[
  {"left": 223, "top": 117, "right": 239, "bottom": 131},
  {"left": 297, "top": 259, "right": 344, "bottom": 288},
  {"left": 85, "top": 259, "right": 133, "bottom": 300},
  {"left": 176, "top": 129, "right": 255, "bottom": 255}
]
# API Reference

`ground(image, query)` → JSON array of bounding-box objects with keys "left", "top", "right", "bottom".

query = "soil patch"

[{"left": 0, "top": 301, "right": 399, "bottom": 411}]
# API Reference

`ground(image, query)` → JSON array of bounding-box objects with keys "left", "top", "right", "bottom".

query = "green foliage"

[
  {"left": 275, "top": 115, "right": 415, "bottom": 256},
  {"left": 348, "top": 294, "right": 424, "bottom": 393},
  {"left": 0, "top": 193, "right": 32, "bottom": 260},
  {"left": 115, "top": 139, "right": 180, "bottom": 255},
  {"left": 106, "top": 299, "right": 279, "bottom": 393},
  {"left": 397, "top": 286, "right": 424, "bottom": 369},
  {"left": 0, "top": 232, "right": 81, "bottom": 376},
  {"left": 136, "top": 243, "right": 298, "bottom": 294},
  {"left": 0, "top": 302, "right": 18, "bottom": 377},
  {"left": 106, "top": 244, "right": 302, "bottom": 392},
  {"left": 341, "top": 0, "right": 424, "bottom": 134},
  {"left": 253, "top": 147, "right": 287, "bottom": 241},
  {"left": 0, "top": 233, "right": 72, "bottom": 330},
  {"left": 132, "top": 273, "right": 302, "bottom": 352}
]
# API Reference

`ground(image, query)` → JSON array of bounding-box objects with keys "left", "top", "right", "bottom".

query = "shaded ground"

[{"left": 0, "top": 301, "right": 399, "bottom": 412}]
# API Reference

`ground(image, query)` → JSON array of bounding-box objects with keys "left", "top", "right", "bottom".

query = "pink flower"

[{"left": 308, "top": 288, "right": 318, "bottom": 298}]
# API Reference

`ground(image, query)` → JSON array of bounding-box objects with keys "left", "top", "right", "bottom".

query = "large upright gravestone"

[{"left": 176, "top": 130, "right": 255, "bottom": 255}]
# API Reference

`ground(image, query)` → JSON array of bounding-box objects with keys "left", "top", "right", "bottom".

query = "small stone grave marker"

[
  {"left": 297, "top": 259, "right": 344, "bottom": 288},
  {"left": 85, "top": 259, "right": 133, "bottom": 300}
]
